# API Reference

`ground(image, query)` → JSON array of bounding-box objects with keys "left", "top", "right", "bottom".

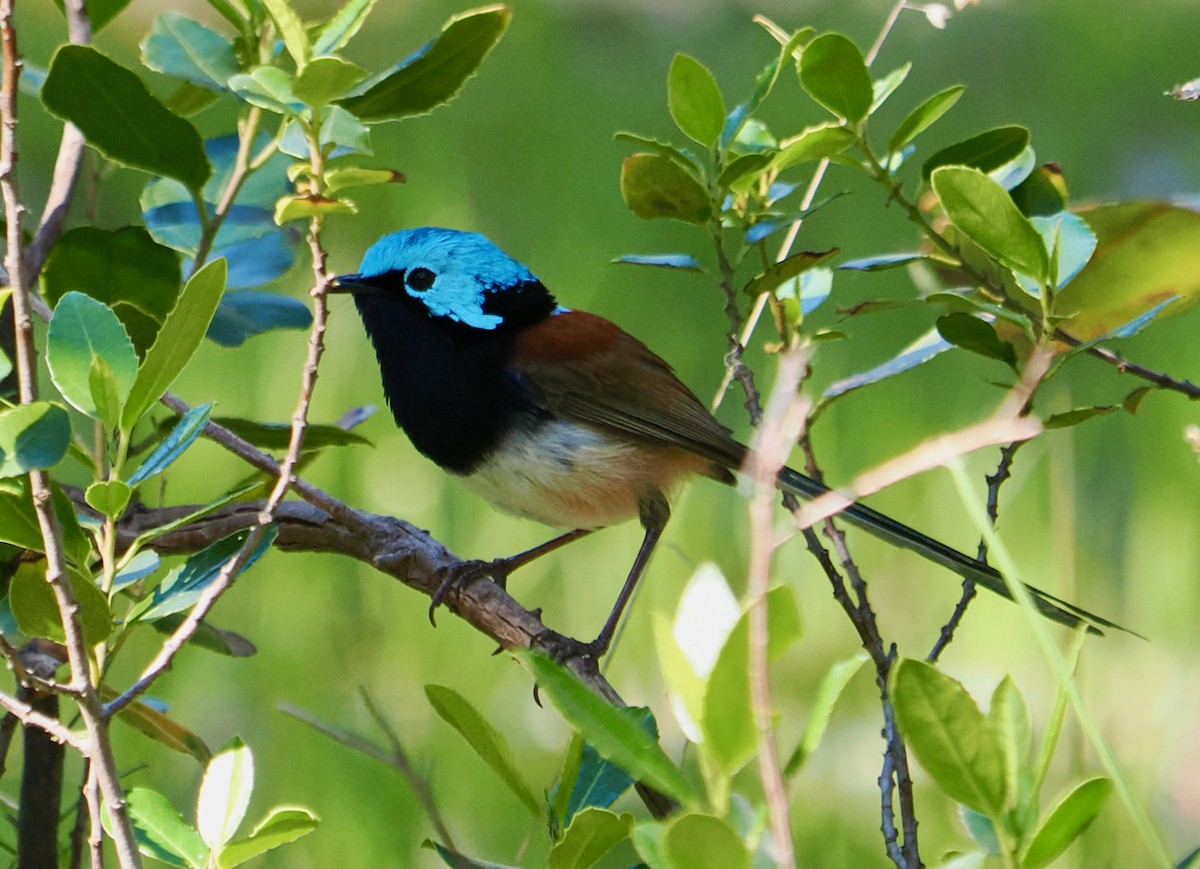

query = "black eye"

[{"left": 406, "top": 267, "right": 436, "bottom": 291}]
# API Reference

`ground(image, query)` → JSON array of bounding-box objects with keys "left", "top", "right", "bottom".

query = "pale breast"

[{"left": 457, "top": 417, "right": 702, "bottom": 529}]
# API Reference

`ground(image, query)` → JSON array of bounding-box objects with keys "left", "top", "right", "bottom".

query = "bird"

[{"left": 333, "top": 227, "right": 1120, "bottom": 659}]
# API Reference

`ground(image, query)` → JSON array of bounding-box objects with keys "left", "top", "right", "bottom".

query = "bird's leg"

[
  {"left": 429, "top": 528, "right": 594, "bottom": 624},
  {"left": 537, "top": 493, "right": 668, "bottom": 662}
]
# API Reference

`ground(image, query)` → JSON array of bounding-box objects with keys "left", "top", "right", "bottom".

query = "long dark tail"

[{"left": 777, "top": 467, "right": 1126, "bottom": 633}]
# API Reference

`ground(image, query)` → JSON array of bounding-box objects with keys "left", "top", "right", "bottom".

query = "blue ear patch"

[{"left": 358, "top": 228, "right": 539, "bottom": 331}]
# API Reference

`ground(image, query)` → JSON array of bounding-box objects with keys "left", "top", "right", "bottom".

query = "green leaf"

[
  {"left": 47, "top": 292, "right": 138, "bottom": 421},
  {"left": 424, "top": 684, "right": 541, "bottom": 817},
  {"left": 989, "top": 677, "right": 1033, "bottom": 832},
  {"left": 667, "top": 53, "right": 725, "bottom": 147},
  {"left": 313, "top": 0, "right": 378, "bottom": 54},
  {"left": 274, "top": 194, "right": 357, "bottom": 224},
  {"left": 101, "top": 686, "right": 213, "bottom": 763},
  {"left": 40, "top": 227, "right": 182, "bottom": 357},
  {"left": 86, "top": 481, "right": 131, "bottom": 520},
  {"left": 90, "top": 357, "right": 123, "bottom": 431},
  {"left": 228, "top": 66, "right": 301, "bottom": 114},
  {"left": 422, "top": 840, "right": 522, "bottom": 868},
  {"left": 743, "top": 249, "right": 838, "bottom": 298},
  {"left": 131, "top": 527, "right": 276, "bottom": 623},
  {"left": 871, "top": 62, "right": 911, "bottom": 112},
  {"left": 217, "top": 807, "right": 319, "bottom": 868},
  {"left": 202, "top": 416, "right": 370, "bottom": 451},
  {"left": 717, "top": 152, "right": 772, "bottom": 190},
  {"left": 1043, "top": 405, "right": 1116, "bottom": 430},
  {"left": 772, "top": 124, "right": 857, "bottom": 171},
  {"left": 613, "top": 132, "right": 698, "bottom": 173},
  {"left": 9, "top": 562, "right": 113, "bottom": 645},
  {"left": 50, "top": 0, "right": 131, "bottom": 32},
  {"left": 701, "top": 586, "right": 802, "bottom": 774},
  {"left": 631, "top": 822, "right": 666, "bottom": 868},
  {"left": 662, "top": 814, "right": 750, "bottom": 869},
  {"left": 892, "top": 659, "right": 1006, "bottom": 816},
  {"left": 521, "top": 652, "right": 696, "bottom": 805},
  {"left": 1021, "top": 777, "right": 1111, "bottom": 869},
  {"left": 260, "top": 0, "right": 311, "bottom": 68},
  {"left": 150, "top": 615, "right": 257, "bottom": 658},
  {"left": 785, "top": 651, "right": 868, "bottom": 777},
  {"left": 0, "top": 485, "right": 48, "bottom": 551},
  {"left": 141, "top": 13, "right": 240, "bottom": 91},
  {"left": 889, "top": 85, "right": 965, "bottom": 154},
  {"left": 922, "top": 125, "right": 1030, "bottom": 180},
  {"left": 42, "top": 46, "right": 209, "bottom": 189},
  {"left": 197, "top": 737, "right": 255, "bottom": 850},
  {"left": 324, "top": 165, "right": 405, "bottom": 193},
  {"left": 1056, "top": 202, "right": 1200, "bottom": 340},
  {"left": 620, "top": 154, "right": 711, "bottom": 224},
  {"left": 799, "top": 33, "right": 872, "bottom": 125},
  {"left": 338, "top": 5, "right": 511, "bottom": 122},
  {"left": 121, "top": 258, "right": 227, "bottom": 434},
  {"left": 1014, "top": 212, "right": 1097, "bottom": 295},
  {"left": 936, "top": 313, "right": 1017, "bottom": 369},
  {"left": 932, "top": 166, "right": 1049, "bottom": 280},
  {"left": 548, "top": 807, "right": 633, "bottom": 869},
  {"left": 294, "top": 56, "right": 368, "bottom": 108},
  {"left": 124, "top": 787, "right": 210, "bottom": 868},
  {"left": 128, "top": 403, "right": 213, "bottom": 486},
  {"left": 1010, "top": 164, "right": 1068, "bottom": 217},
  {"left": 0, "top": 403, "right": 71, "bottom": 478}
]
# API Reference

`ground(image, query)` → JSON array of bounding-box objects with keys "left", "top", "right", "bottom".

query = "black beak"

[{"left": 330, "top": 273, "right": 369, "bottom": 295}]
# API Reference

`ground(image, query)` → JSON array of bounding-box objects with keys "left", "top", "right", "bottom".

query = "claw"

[{"left": 428, "top": 558, "right": 513, "bottom": 627}]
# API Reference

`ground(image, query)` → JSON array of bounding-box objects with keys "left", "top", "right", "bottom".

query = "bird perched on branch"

[{"left": 334, "top": 227, "right": 1118, "bottom": 659}]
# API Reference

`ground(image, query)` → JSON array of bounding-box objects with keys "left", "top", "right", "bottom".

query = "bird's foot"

[
  {"left": 429, "top": 557, "right": 514, "bottom": 626},
  {"left": 532, "top": 629, "right": 605, "bottom": 672}
]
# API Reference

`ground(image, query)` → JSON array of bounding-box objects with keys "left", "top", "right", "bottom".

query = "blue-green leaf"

[
  {"left": 128, "top": 403, "right": 213, "bottom": 486},
  {"left": 141, "top": 13, "right": 240, "bottom": 92},
  {"left": 0, "top": 403, "right": 71, "bottom": 478},
  {"left": 47, "top": 292, "right": 139, "bottom": 422},
  {"left": 313, "top": 0, "right": 378, "bottom": 54},
  {"left": 207, "top": 292, "right": 311, "bottom": 347}
]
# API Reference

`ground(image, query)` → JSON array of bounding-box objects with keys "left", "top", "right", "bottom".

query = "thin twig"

[
  {"left": 0, "top": 689, "right": 84, "bottom": 750},
  {"left": 0, "top": 5, "right": 141, "bottom": 864},
  {"left": 745, "top": 345, "right": 810, "bottom": 869}
]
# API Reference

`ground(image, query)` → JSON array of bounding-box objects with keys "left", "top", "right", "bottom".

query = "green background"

[{"left": 14, "top": 0, "right": 1200, "bottom": 865}]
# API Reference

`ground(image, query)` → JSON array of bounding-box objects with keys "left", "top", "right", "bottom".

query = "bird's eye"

[{"left": 406, "top": 267, "right": 436, "bottom": 291}]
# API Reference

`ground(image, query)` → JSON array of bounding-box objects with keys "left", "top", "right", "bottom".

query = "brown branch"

[{"left": 0, "top": 3, "right": 140, "bottom": 863}]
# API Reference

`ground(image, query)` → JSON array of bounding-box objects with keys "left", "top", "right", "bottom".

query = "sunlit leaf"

[
  {"left": 313, "top": 0, "right": 378, "bottom": 54},
  {"left": 772, "top": 123, "right": 856, "bottom": 171},
  {"left": 824, "top": 325, "right": 952, "bottom": 399},
  {"left": 799, "top": 32, "right": 872, "bottom": 124},
  {"left": 548, "top": 807, "right": 633, "bottom": 869},
  {"left": 892, "top": 659, "right": 1005, "bottom": 816},
  {"left": 612, "top": 254, "right": 703, "bottom": 272},
  {"left": 122, "top": 787, "right": 209, "bottom": 868},
  {"left": 1021, "top": 778, "right": 1111, "bottom": 869},
  {"left": 293, "top": 56, "right": 369, "bottom": 108},
  {"left": 121, "top": 258, "right": 227, "bottom": 434},
  {"left": 785, "top": 651, "right": 868, "bottom": 776},
  {"left": 198, "top": 738, "right": 254, "bottom": 850},
  {"left": 889, "top": 85, "right": 964, "bottom": 154},
  {"left": 216, "top": 807, "right": 319, "bottom": 868},
  {"left": 47, "top": 292, "right": 138, "bottom": 421},
  {"left": 932, "top": 165, "right": 1048, "bottom": 280},
  {"left": 662, "top": 813, "right": 750, "bottom": 869},
  {"left": 668, "top": 53, "right": 725, "bottom": 146}
]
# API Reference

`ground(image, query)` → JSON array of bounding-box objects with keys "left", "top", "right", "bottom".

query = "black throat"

[{"left": 351, "top": 279, "right": 556, "bottom": 474}]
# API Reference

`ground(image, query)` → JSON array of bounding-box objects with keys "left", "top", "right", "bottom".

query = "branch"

[{"left": 0, "top": 3, "right": 141, "bottom": 864}]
